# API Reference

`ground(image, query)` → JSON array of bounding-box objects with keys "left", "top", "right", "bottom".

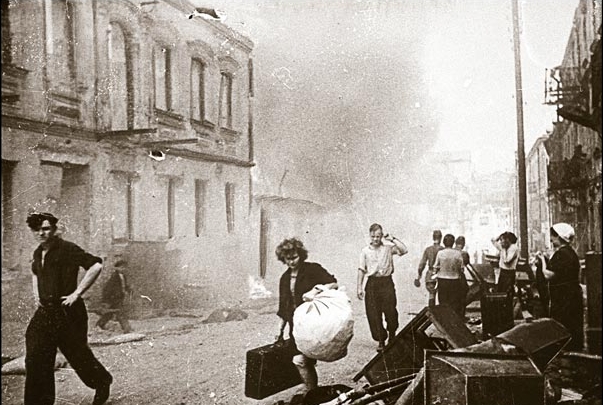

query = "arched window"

[
  {"left": 153, "top": 44, "right": 172, "bottom": 111},
  {"left": 49, "top": 0, "right": 76, "bottom": 88},
  {"left": 108, "top": 22, "right": 134, "bottom": 130}
]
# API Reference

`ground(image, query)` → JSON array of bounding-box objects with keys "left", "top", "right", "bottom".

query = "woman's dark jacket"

[{"left": 277, "top": 262, "right": 337, "bottom": 324}]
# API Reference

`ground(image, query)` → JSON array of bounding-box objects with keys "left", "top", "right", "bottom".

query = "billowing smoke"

[{"left": 209, "top": 0, "right": 446, "bottom": 207}]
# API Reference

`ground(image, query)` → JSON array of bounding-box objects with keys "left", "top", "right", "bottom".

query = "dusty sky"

[{"left": 190, "top": 0, "right": 579, "bottom": 206}]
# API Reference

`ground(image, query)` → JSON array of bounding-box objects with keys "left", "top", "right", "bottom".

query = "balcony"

[{"left": 544, "top": 28, "right": 602, "bottom": 132}]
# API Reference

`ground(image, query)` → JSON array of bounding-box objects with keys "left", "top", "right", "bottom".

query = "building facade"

[
  {"left": 526, "top": 136, "right": 551, "bottom": 253},
  {"left": 2, "top": 0, "right": 257, "bottom": 313},
  {"left": 544, "top": 0, "right": 602, "bottom": 256}
]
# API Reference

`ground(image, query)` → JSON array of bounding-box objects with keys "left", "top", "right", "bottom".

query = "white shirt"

[{"left": 359, "top": 244, "right": 401, "bottom": 277}]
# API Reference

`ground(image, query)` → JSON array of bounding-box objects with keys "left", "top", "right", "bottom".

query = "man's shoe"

[
  {"left": 93, "top": 382, "right": 111, "bottom": 405},
  {"left": 377, "top": 341, "right": 385, "bottom": 352}
]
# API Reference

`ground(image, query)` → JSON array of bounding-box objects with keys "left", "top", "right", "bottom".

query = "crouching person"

[{"left": 275, "top": 238, "right": 338, "bottom": 393}]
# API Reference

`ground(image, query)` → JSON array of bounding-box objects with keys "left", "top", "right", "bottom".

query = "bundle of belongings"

[{"left": 293, "top": 287, "right": 355, "bottom": 362}]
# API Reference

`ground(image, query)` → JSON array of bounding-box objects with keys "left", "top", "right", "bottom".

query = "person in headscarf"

[{"left": 536, "top": 223, "right": 583, "bottom": 351}]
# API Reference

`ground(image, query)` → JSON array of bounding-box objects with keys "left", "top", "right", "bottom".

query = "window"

[
  {"left": 220, "top": 72, "right": 233, "bottom": 128},
  {"left": 111, "top": 172, "right": 135, "bottom": 241},
  {"left": 108, "top": 22, "right": 133, "bottom": 130},
  {"left": 168, "top": 178, "right": 176, "bottom": 238},
  {"left": 154, "top": 46, "right": 172, "bottom": 111},
  {"left": 50, "top": 0, "right": 76, "bottom": 86},
  {"left": 2, "top": 160, "right": 16, "bottom": 265},
  {"left": 194, "top": 179, "right": 207, "bottom": 236},
  {"left": 190, "top": 59, "right": 205, "bottom": 121},
  {"left": 225, "top": 182, "right": 235, "bottom": 233},
  {"left": 2, "top": 1, "right": 11, "bottom": 65}
]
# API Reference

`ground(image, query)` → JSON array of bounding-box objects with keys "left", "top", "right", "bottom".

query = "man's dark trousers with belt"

[
  {"left": 25, "top": 299, "right": 112, "bottom": 405},
  {"left": 365, "top": 275, "right": 399, "bottom": 343}
]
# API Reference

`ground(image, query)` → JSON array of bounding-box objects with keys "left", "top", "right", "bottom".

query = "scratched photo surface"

[{"left": 2, "top": 0, "right": 601, "bottom": 404}]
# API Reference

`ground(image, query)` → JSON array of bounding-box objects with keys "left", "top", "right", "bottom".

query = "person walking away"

[
  {"left": 276, "top": 238, "right": 338, "bottom": 394},
  {"left": 357, "top": 223, "right": 409, "bottom": 352},
  {"left": 491, "top": 231, "right": 519, "bottom": 294},
  {"left": 96, "top": 259, "right": 133, "bottom": 333},
  {"left": 454, "top": 235, "right": 471, "bottom": 316},
  {"left": 24, "top": 212, "right": 113, "bottom": 405},
  {"left": 433, "top": 234, "right": 465, "bottom": 318},
  {"left": 536, "top": 223, "right": 584, "bottom": 351},
  {"left": 414, "top": 230, "right": 444, "bottom": 307}
]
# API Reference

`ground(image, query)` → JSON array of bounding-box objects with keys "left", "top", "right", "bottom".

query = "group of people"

[
  {"left": 275, "top": 222, "right": 408, "bottom": 394},
  {"left": 273, "top": 221, "right": 586, "bottom": 394},
  {"left": 22, "top": 211, "right": 585, "bottom": 403},
  {"left": 414, "top": 229, "right": 472, "bottom": 317}
]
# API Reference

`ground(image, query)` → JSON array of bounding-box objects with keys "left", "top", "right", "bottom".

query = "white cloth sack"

[{"left": 293, "top": 288, "right": 354, "bottom": 362}]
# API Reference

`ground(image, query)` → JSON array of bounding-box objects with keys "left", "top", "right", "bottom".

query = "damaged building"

[{"left": 1, "top": 0, "right": 257, "bottom": 314}]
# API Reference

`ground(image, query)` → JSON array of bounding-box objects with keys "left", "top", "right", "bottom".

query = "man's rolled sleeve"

[
  {"left": 69, "top": 244, "right": 102, "bottom": 270},
  {"left": 358, "top": 251, "right": 367, "bottom": 273}
]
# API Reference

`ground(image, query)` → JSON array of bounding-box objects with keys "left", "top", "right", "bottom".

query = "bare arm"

[
  {"left": 417, "top": 249, "right": 428, "bottom": 278},
  {"left": 391, "top": 236, "right": 408, "bottom": 256},
  {"left": 357, "top": 269, "right": 366, "bottom": 300},
  {"left": 491, "top": 237, "right": 502, "bottom": 252},
  {"left": 61, "top": 262, "right": 103, "bottom": 306},
  {"left": 503, "top": 245, "right": 519, "bottom": 266},
  {"left": 32, "top": 274, "right": 40, "bottom": 306}
]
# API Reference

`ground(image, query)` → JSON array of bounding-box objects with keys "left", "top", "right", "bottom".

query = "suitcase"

[
  {"left": 481, "top": 292, "right": 514, "bottom": 339},
  {"left": 245, "top": 339, "right": 303, "bottom": 399}
]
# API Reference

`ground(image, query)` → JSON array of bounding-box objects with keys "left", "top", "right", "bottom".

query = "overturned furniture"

[
  {"left": 396, "top": 319, "right": 571, "bottom": 405},
  {"left": 350, "top": 306, "right": 477, "bottom": 405},
  {"left": 353, "top": 306, "right": 477, "bottom": 385}
]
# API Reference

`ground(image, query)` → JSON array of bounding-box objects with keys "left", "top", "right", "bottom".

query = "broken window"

[
  {"left": 49, "top": 0, "right": 76, "bottom": 88},
  {"left": 111, "top": 171, "right": 135, "bottom": 241},
  {"left": 167, "top": 178, "right": 176, "bottom": 238},
  {"left": 225, "top": 182, "right": 235, "bottom": 233},
  {"left": 154, "top": 46, "right": 172, "bottom": 111},
  {"left": 2, "top": 0, "right": 12, "bottom": 65},
  {"left": 219, "top": 72, "right": 233, "bottom": 128},
  {"left": 194, "top": 179, "right": 206, "bottom": 236},
  {"left": 2, "top": 160, "right": 17, "bottom": 267},
  {"left": 108, "top": 22, "right": 134, "bottom": 130},
  {"left": 190, "top": 58, "right": 206, "bottom": 122}
]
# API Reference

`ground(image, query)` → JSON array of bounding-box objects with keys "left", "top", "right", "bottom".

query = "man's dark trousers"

[
  {"left": 365, "top": 275, "right": 399, "bottom": 342},
  {"left": 25, "top": 299, "right": 112, "bottom": 405}
]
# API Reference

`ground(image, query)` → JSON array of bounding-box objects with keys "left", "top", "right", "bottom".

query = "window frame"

[{"left": 190, "top": 58, "right": 206, "bottom": 123}]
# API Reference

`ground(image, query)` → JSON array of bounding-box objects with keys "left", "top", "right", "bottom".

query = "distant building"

[
  {"left": 526, "top": 136, "right": 551, "bottom": 253},
  {"left": 1, "top": 0, "right": 256, "bottom": 313},
  {"left": 543, "top": 0, "right": 602, "bottom": 255},
  {"left": 409, "top": 152, "right": 515, "bottom": 260}
]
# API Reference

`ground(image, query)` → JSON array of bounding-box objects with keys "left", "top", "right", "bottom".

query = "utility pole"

[{"left": 511, "top": 0, "right": 529, "bottom": 259}]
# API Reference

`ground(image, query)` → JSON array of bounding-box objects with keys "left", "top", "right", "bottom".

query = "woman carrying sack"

[{"left": 275, "top": 238, "right": 338, "bottom": 394}]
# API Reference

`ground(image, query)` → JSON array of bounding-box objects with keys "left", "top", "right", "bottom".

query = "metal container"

[
  {"left": 480, "top": 292, "right": 514, "bottom": 339},
  {"left": 424, "top": 351, "right": 544, "bottom": 405}
]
